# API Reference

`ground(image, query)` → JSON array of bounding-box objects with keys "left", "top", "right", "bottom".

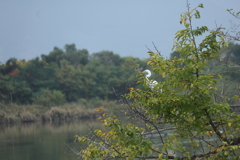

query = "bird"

[{"left": 142, "top": 69, "right": 158, "bottom": 90}]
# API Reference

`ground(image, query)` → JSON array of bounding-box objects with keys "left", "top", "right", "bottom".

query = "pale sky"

[{"left": 0, "top": 0, "right": 239, "bottom": 63}]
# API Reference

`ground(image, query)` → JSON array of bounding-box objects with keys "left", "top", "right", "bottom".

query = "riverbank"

[{"left": 0, "top": 100, "right": 124, "bottom": 124}]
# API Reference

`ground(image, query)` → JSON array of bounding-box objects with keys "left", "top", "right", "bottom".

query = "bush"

[{"left": 33, "top": 89, "right": 66, "bottom": 107}]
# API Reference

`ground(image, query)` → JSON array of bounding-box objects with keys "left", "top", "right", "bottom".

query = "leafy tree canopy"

[{"left": 75, "top": 3, "right": 240, "bottom": 160}]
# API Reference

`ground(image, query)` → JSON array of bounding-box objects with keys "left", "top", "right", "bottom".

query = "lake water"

[
  {"left": 0, "top": 118, "right": 222, "bottom": 160},
  {"left": 0, "top": 120, "right": 104, "bottom": 160}
]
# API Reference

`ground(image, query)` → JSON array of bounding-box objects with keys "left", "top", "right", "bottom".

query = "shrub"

[{"left": 33, "top": 89, "right": 66, "bottom": 107}]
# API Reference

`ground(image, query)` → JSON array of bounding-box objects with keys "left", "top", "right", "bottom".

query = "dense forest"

[
  {"left": 0, "top": 44, "right": 150, "bottom": 106},
  {"left": 0, "top": 43, "right": 240, "bottom": 106}
]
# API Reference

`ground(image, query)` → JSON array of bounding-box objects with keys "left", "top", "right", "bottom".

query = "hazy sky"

[{"left": 0, "top": 0, "right": 240, "bottom": 63}]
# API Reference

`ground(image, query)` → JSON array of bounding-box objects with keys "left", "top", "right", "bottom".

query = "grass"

[{"left": 0, "top": 100, "right": 124, "bottom": 124}]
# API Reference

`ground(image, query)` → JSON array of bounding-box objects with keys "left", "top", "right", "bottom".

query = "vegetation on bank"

[{"left": 0, "top": 100, "right": 123, "bottom": 124}]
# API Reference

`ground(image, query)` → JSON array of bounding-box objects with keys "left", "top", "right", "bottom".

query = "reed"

[
  {"left": 0, "top": 100, "right": 123, "bottom": 124},
  {"left": 20, "top": 111, "right": 38, "bottom": 122}
]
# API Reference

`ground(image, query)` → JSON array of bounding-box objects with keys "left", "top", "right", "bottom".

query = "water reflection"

[{"left": 0, "top": 120, "right": 103, "bottom": 160}]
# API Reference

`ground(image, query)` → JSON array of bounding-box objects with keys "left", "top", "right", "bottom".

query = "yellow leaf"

[
  {"left": 128, "top": 87, "right": 134, "bottom": 92},
  {"left": 96, "top": 108, "right": 103, "bottom": 112},
  {"left": 110, "top": 115, "right": 115, "bottom": 118},
  {"left": 224, "top": 151, "right": 228, "bottom": 156},
  {"left": 190, "top": 83, "right": 193, "bottom": 88},
  {"left": 162, "top": 72, "right": 166, "bottom": 78},
  {"left": 228, "top": 123, "right": 232, "bottom": 127},
  {"left": 158, "top": 153, "right": 163, "bottom": 158},
  {"left": 149, "top": 149, "right": 152, "bottom": 154},
  {"left": 153, "top": 53, "right": 158, "bottom": 58},
  {"left": 183, "top": 18, "right": 187, "bottom": 26},
  {"left": 208, "top": 131, "right": 213, "bottom": 136},
  {"left": 103, "top": 119, "right": 108, "bottom": 125},
  {"left": 147, "top": 61, "right": 153, "bottom": 65},
  {"left": 96, "top": 130, "right": 103, "bottom": 137}
]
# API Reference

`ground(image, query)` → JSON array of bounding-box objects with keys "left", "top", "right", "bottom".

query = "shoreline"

[
  {"left": 0, "top": 107, "right": 101, "bottom": 124},
  {"left": 0, "top": 101, "right": 124, "bottom": 124}
]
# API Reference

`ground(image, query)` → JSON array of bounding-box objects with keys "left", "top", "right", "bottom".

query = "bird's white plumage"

[
  {"left": 144, "top": 69, "right": 151, "bottom": 78},
  {"left": 143, "top": 69, "right": 158, "bottom": 90}
]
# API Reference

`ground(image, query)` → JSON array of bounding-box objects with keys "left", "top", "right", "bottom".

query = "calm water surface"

[
  {"left": 0, "top": 120, "right": 103, "bottom": 160},
  {"left": 0, "top": 119, "right": 219, "bottom": 160}
]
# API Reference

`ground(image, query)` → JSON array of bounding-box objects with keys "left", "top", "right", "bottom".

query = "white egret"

[{"left": 142, "top": 69, "right": 158, "bottom": 90}]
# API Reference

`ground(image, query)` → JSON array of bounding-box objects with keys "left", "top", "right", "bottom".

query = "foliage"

[
  {"left": 0, "top": 73, "right": 32, "bottom": 104},
  {"left": 0, "top": 58, "right": 18, "bottom": 76},
  {"left": 41, "top": 44, "right": 89, "bottom": 67},
  {"left": 226, "top": 42, "right": 240, "bottom": 64},
  {"left": 33, "top": 88, "right": 65, "bottom": 107},
  {"left": 0, "top": 45, "right": 146, "bottom": 104},
  {"left": 170, "top": 51, "right": 181, "bottom": 59},
  {"left": 19, "top": 57, "right": 59, "bottom": 92},
  {"left": 55, "top": 61, "right": 88, "bottom": 101},
  {"left": 75, "top": 4, "right": 240, "bottom": 160}
]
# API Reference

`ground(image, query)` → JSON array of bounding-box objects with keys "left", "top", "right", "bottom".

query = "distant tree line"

[
  {"left": 0, "top": 44, "right": 151, "bottom": 105},
  {"left": 0, "top": 43, "right": 240, "bottom": 106}
]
